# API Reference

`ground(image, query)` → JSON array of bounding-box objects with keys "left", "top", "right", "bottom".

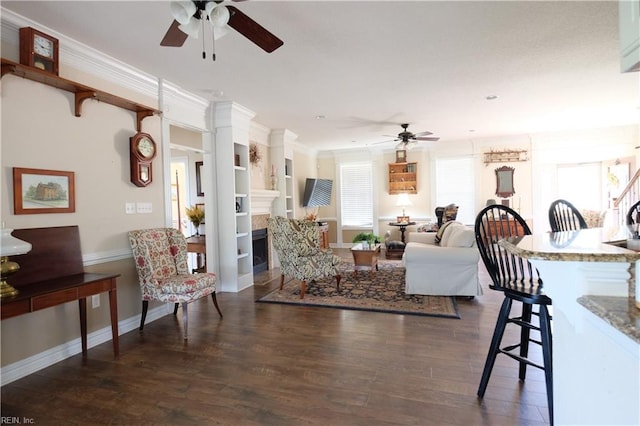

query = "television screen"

[{"left": 302, "top": 178, "right": 333, "bottom": 207}]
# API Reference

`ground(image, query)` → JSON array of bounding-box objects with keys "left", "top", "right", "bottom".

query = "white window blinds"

[
  {"left": 340, "top": 162, "right": 373, "bottom": 227},
  {"left": 435, "top": 157, "right": 475, "bottom": 225}
]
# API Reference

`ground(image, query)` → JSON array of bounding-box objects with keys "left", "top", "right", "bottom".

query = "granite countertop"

[
  {"left": 497, "top": 227, "right": 640, "bottom": 343},
  {"left": 498, "top": 227, "right": 640, "bottom": 263},
  {"left": 578, "top": 295, "right": 640, "bottom": 344}
]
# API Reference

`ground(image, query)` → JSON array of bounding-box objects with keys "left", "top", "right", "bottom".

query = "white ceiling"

[{"left": 2, "top": 1, "right": 638, "bottom": 152}]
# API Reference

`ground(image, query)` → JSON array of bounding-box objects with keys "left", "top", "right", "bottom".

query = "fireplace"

[{"left": 252, "top": 228, "right": 268, "bottom": 274}]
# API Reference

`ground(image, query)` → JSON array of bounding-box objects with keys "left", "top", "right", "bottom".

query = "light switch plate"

[{"left": 136, "top": 202, "right": 152, "bottom": 214}]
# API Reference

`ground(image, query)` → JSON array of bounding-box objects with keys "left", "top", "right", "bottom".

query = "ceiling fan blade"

[
  {"left": 371, "top": 139, "right": 396, "bottom": 145},
  {"left": 226, "top": 5, "right": 284, "bottom": 53},
  {"left": 413, "top": 130, "right": 433, "bottom": 137},
  {"left": 414, "top": 136, "right": 440, "bottom": 141},
  {"left": 160, "top": 20, "right": 189, "bottom": 47}
]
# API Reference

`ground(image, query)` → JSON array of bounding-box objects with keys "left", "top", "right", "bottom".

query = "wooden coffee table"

[{"left": 351, "top": 243, "right": 380, "bottom": 278}]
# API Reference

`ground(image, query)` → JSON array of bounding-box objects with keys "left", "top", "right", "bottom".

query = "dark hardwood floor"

[{"left": 1, "top": 250, "right": 550, "bottom": 425}]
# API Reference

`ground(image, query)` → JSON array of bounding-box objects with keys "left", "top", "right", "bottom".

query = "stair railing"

[{"left": 613, "top": 168, "right": 640, "bottom": 226}]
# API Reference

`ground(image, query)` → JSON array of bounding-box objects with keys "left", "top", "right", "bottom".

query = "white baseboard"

[{"left": 0, "top": 304, "right": 171, "bottom": 386}]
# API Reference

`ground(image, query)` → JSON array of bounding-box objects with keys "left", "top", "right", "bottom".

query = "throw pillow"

[
  {"left": 444, "top": 225, "right": 476, "bottom": 248},
  {"left": 435, "top": 220, "right": 461, "bottom": 244},
  {"left": 416, "top": 222, "right": 438, "bottom": 232},
  {"left": 444, "top": 204, "right": 459, "bottom": 222}
]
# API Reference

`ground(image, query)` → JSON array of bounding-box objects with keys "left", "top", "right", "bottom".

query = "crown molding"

[{"left": 1, "top": 7, "right": 159, "bottom": 101}]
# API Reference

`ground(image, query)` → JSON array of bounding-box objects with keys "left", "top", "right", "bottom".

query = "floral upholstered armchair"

[
  {"left": 128, "top": 228, "right": 222, "bottom": 339},
  {"left": 267, "top": 216, "right": 342, "bottom": 299}
]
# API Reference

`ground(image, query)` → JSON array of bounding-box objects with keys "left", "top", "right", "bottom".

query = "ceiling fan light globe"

[
  {"left": 213, "top": 26, "right": 230, "bottom": 40},
  {"left": 207, "top": 4, "right": 230, "bottom": 28},
  {"left": 179, "top": 18, "right": 201, "bottom": 38},
  {"left": 170, "top": 1, "right": 197, "bottom": 25}
]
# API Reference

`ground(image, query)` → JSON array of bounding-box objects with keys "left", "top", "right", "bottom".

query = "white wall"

[{"left": 311, "top": 124, "right": 638, "bottom": 245}]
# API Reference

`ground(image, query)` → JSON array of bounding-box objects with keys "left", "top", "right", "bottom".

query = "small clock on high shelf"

[
  {"left": 19, "top": 27, "right": 59, "bottom": 75},
  {"left": 130, "top": 132, "right": 157, "bottom": 187}
]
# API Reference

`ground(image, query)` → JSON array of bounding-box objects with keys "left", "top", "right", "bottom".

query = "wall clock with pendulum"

[
  {"left": 19, "top": 27, "right": 59, "bottom": 75},
  {"left": 130, "top": 132, "right": 157, "bottom": 187}
]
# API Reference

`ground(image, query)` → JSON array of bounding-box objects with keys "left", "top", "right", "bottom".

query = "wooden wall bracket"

[{"left": 1, "top": 58, "right": 160, "bottom": 131}]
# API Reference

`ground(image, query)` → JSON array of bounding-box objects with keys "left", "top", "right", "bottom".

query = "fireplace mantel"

[{"left": 250, "top": 189, "right": 280, "bottom": 215}]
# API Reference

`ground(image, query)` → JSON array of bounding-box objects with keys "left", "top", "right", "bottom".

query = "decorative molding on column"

[
  {"left": 213, "top": 101, "right": 255, "bottom": 132},
  {"left": 251, "top": 189, "right": 280, "bottom": 215}
]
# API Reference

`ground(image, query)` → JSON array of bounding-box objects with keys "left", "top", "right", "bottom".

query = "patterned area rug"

[{"left": 257, "top": 260, "right": 460, "bottom": 318}]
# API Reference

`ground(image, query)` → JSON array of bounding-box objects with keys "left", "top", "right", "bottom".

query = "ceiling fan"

[
  {"left": 160, "top": 1, "right": 283, "bottom": 60},
  {"left": 376, "top": 123, "right": 440, "bottom": 149}
]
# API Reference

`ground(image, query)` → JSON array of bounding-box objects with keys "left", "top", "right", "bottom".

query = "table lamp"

[
  {"left": 396, "top": 193, "right": 412, "bottom": 223},
  {"left": 1, "top": 228, "right": 32, "bottom": 298}
]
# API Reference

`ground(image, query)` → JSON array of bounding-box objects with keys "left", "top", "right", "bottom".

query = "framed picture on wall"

[
  {"left": 195, "top": 161, "right": 204, "bottom": 196},
  {"left": 13, "top": 167, "right": 75, "bottom": 214}
]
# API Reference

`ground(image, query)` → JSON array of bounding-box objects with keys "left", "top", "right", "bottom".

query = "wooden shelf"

[
  {"left": 389, "top": 162, "right": 417, "bottom": 194},
  {"left": 483, "top": 149, "right": 528, "bottom": 165},
  {"left": 1, "top": 58, "right": 160, "bottom": 131}
]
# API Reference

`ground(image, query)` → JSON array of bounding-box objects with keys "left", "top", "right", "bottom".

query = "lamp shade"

[
  {"left": 486, "top": 199, "right": 497, "bottom": 207},
  {"left": 206, "top": 3, "right": 230, "bottom": 27},
  {"left": 170, "top": 1, "right": 197, "bottom": 25},
  {"left": 1, "top": 229, "right": 31, "bottom": 256},
  {"left": 178, "top": 18, "right": 201, "bottom": 38},
  {"left": 206, "top": 4, "right": 231, "bottom": 40},
  {"left": 396, "top": 193, "right": 413, "bottom": 207}
]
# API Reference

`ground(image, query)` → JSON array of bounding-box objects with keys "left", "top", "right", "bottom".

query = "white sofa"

[{"left": 402, "top": 222, "right": 482, "bottom": 296}]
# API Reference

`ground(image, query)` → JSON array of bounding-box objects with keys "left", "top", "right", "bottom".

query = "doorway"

[
  {"left": 170, "top": 158, "right": 190, "bottom": 236},
  {"left": 168, "top": 125, "right": 206, "bottom": 273}
]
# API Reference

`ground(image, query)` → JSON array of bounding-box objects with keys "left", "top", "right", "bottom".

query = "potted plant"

[
  {"left": 352, "top": 232, "right": 381, "bottom": 249},
  {"left": 185, "top": 205, "right": 205, "bottom": 236}
]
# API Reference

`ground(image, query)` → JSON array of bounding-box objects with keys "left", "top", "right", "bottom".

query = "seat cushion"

[{"left": 158, "top": 274, "right": 215, "bottom": 295}]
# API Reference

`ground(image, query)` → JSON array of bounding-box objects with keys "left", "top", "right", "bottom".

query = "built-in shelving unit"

[
  {"left": 270, "top": 130, "right": 297, "bottom": 219},
  {"left": 284, "top": 158, "right": 294, "bottom": 218},
  {"left": 388, "top": 162, "right": 417, "bottom": 194},
  {"left": 233, "top": 143, "right": 253, "bottom": 287},
  {"left": 214, "top": 101, "right": 255, "bottom": 292},
  {"left": 1, "top": 58, "right": 159, "bottom": 131}
]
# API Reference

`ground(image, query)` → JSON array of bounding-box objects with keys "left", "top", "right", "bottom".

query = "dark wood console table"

[
  {"left": 186, "top": 235, "right": 206, "bottom": 273},
  {"left": 1, "top": 226, "right": 120, "bottom": 359},
  {"left": 389, "top": 221, "right": 416, "bottom": 243}
]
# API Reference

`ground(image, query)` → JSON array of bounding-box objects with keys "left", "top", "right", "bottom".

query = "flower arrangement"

[
  {"left": 185, "top": 205, "right": 204, "bottom": 233},
  {"left": 249, "top": 143, "right": 261, "bottom": 164}
]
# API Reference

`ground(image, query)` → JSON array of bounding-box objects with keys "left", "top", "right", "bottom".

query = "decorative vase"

[
  {"left": 192, "top": 222, "right": 201, "bottom": 236},
  {"left": 270, "top": 174, "right": 278, "bottom": 190}
]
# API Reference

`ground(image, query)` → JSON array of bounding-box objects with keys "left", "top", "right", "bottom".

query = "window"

[
  {"left": 557, "top": 162, "right": 602, "bottom": 211},
  {"left": 340, "top": 162, "right": 373, "bottom": 227},
  {"left": 434, "top": 157, "right": 475, "bottom": 224}
]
